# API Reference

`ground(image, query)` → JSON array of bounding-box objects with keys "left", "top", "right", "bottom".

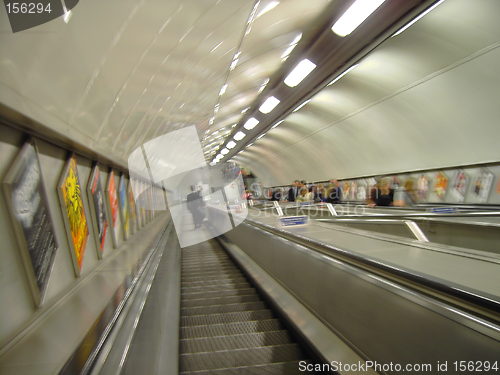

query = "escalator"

[{"left": 179, "top": 240, "right": 314, "bottom": 374}]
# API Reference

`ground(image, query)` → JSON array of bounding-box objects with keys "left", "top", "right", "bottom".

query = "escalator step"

[
  {"left": 182, "top": 288, "right": 256, "bottom": 300},
  {"left": 181, "top": 283, "right": 252, "bottom": 294},
  {"left": 180, "top": 319, "right": 284, "bottom": 340},
  {"left": 181, "top": 279, "right": 249, "bottom": 288},
  {"left": 180, "top": 344, "right": 305, "bottom": 372},
  {"left": 180, "top": 330, "right": 293, "bottom": 353},
  {"left": 179, "top": 361, "right": 310, "bottom": 375},
  {"left": 182, "top": 277, "right": 245, "bottom": 284},
  {"left": 182, "top": 269, "right": 243, "bottom": 277},
  {"left": 182, "top": 294, "right": 260, "bottom": 308},
  {"left": 181, "top": 310, "right": 274, "bottom": 327},
  {"left": 181, "top": 301, "right": 267, "bottom": 316}
]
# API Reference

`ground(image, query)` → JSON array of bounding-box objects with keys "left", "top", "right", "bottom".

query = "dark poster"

[
  {"left": 3, "top": 141, "right": 58, "bottom": 306},
  {"left": 87, "top": 165, "right": 108, "bottom": 257}
]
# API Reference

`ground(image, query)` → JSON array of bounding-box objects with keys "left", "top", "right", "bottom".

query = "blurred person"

[
  {"left": 296, "top": 185, "right": 313, "bottom": 203},
  {"left": 186, "top": 185, "right": 206, "bottom": 229},
  {"left": 375, "top": 178, "right": 394, "bottom": 206},
  {"left": 326, "top": 179, "right": 342, "bottom": 204},
  {"left": 270, "top": 188, "right": 282, "bottom": 201},
  {"left": 394, "top": 178, "right": 417, "bottom": 206},
  {"left": 287, "top": 180, "right": 300, "bottom": 202}
]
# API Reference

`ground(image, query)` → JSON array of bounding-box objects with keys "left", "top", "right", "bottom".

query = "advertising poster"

[
  {"left": 118, "top": 174, "right": 130, "bottom": 240},
  {"left": 451, "top": 170, "right": 468, "bottom": 202},
  {"left": 433, "top": 172, "right": 448, "bottom": 200},
  {"left": 128, "top": 182, "right": 137, "bottom": 235},
  {"left": 58, "top": 154, "right": 89, "bottom": 276},
  {"left": 106, "top": 170, "right": 120, "bottom": 248},
  {"left": 2, "top": 141, "right": 58, "bottom": 306},
  {"left": 416, "top": 174, "right": 430, "bottom": 202},
  {"left": 87, "top": 165, "right": 108, "bottom": 258},
  {"left": 473, "top": 170, "right": 494, "bottom": 203}
]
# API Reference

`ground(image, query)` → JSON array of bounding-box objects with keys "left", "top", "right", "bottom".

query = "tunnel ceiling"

[
  {"left": 0, "top": 0, "right": 331, "bottom": 167},
  {"left": 1, "top": 0, "right": 499, "bottom": 184}
]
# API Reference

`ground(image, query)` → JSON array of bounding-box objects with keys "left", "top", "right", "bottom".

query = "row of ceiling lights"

[{"left": 210, "top": 0, "right": 445, "bottom": 166}]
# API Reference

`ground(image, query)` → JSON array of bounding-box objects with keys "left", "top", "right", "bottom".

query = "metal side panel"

[
  {"left": 114, "top": 226, "right": 181, "bottom": 375},
  {"left": 224, "top": 223, "right": 500, "bottom": 375},
  {"left": 218, "top": 237, "right": 375, "bottom": 375}
]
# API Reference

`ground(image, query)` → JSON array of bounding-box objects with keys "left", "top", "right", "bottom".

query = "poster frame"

[
  {"left": 118, "top": 174, "right": 130, "bottom": 240},
  {"left": 86, "top": 164, "right": 108, "bottom": 259},
  {"left": 2, "top": 139, "right": 59, "bottom": 306},
  {"left": 57, "top": 153, "right": 89, "bottom": 277},
  {"left": 106, "top": 169, "right": 120, "bottom": 248}
]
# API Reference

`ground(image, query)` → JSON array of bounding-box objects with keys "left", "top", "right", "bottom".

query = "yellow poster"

[{"left": 59, "top": 156, "right": 89, "bottom": 273}]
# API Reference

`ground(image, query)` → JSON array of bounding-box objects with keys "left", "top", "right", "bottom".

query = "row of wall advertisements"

[
  {"left": 2, "top": 139, "right": 165, "bottom": 306},
  {"left": 270, "top": 165, "right": 500, "bottom": 205}
]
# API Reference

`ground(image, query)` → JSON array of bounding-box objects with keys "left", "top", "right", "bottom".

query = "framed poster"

[
  {"left": 118, "top": 174, "right": 130, "bottom": 240},
  {"left": 106, "top": 170, "right": 120, "bottom": 248},
  {"left": 433, "top": 172, "right": 448, "bottom": 200},
  {"left": 87, "top": 165, "right": 109, "bottom": 258},
  {"left": 3, "top": 140, "right": 58, "bottom": 306},
  {"left": 58, "top": 154, "right": 89, "bottom": 276},
  {"left": 473, "top": 170, "right": 494, "bottom": 203},
  {"left": 416, "top": 174, "right": 430, "bottom": 202},
  {"left": 128, "top": 182, "right": 137, "bottom": 235},
  {"left": 450, "top": 170, "right": 468, "bottom": 203}
]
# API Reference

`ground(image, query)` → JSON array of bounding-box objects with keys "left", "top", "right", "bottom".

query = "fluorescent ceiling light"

[
  {"left": 234, "top": 131, "right": 246, "bottom": 141},
  {"left": 226, "top": 140, "right": 237, "bottom": 149},
  {"left": 256, "top": 1, "right": 279, "bottom": 18},
  {"left": 291, "top": 33, "right": 302, "bottom": 45},
  {"left": 221, "top": 148, "right": 229, "bottom": 155},
  {"left": 243, "top": 117, "right": 259, "bottom": 130},
  {"left": 284, "top": 59, "right": 316, "bottom": 87},
  {"left": 281, "top": 45, "right": 296, "bottom": 60},
  {"left": 219, "top": 84, "right": 227, "bottom": 96},
  {"left": 246, "top": 143, "right": 254, "bottom": 148},
  {"left": 392, "top": 0, "right": 445, "bottom": 37},
  {"left": 259, "top": 96, "right": 280, "bottom": 114},
  {"left": 63, "top": 10, "right": 72, "bottom": 23},
  {"left": 257, "top": 133, "right": 266, "bottom": 140},
  {"left": 241, "top": 107, "right": 250, "bottom": 114},
  {"left": 272, "top": 120, "right": 284, "bottom": 129},
  {"left": 328, "top": 64, "right": 358, "bottom": 85},
  {"left": 331, "top": 0, "right": 386, "bottom": 37},
  {"left": 293, "top": 99, "right": 311, "bottom": 112}
]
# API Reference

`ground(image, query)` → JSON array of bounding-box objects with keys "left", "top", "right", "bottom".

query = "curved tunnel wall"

[{"left": 235, "top": 0, "right": 500, "bottom": 186}]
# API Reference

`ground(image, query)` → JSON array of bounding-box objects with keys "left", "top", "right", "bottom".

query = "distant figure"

[
  {"left": 186, "top": 186, "right": 205, "bottom": 229},
  {"left": 375, "top": 178, "right": 394, "bottom": 206},
  {"left": 326, "top": 179, "right": 342, "bottom": 204},
  {"left": 270, "top": 188, "right": 282, "bottom": 201},
  {"left": 287, "top": 180, "right": 300, "bottom": 202}
]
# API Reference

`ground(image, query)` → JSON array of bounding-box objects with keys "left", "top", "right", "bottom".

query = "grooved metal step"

[
  {"left": 180, "top": 331, "right": 293, "bottom": 354},
  {"left": 181, "top": 283, "right": 253, "bottom": 294},
  {"left": 182, "top": 274, "right": 247, "bottom": 283},
  {"left": 182, "top": 270, "right": 244, "bottom": 280},
  {"left": 179, "top": 361, "right": 310, "bottom": 375},
  {"left": 182, "top": 288, "right": 257, "bottom": 300},
  {"left": 181, "top": 294, "right": 261, "bottom": 308},
  {"left": 180, "top": 344, "right": 305, "bottom": 372},
  {"left": 181, "top": 301, "right": 267, "bottom": 316},
  {"left": 181, "top": 309, "right": 274, "bottom": 327},
  {"left": 181, "top": 276, "right": 248, "bottom": 286},
  {"left": 180, "top": 319, "right": 284, "bottom": 340}
]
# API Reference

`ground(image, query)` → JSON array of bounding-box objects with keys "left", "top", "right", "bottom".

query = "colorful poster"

[
  {"left": 2, "top": 141, "right": 58, "bottom": 306},
  {"left": 106, "top": 170, "right": 119, "bottom": 248},
  {"left": 473, "top": 170, "right": 494, "bottom": 203},
  {"left": 118, "top": 175, "right": 130, "bottom": 240},
  {"left": 58, "top": 154, "right": 89, "bottom": 275},
  {"left": 416, "top": 174, "right": 430, "bottom": 202},
  {"left": 128, "top": 182, "right": 137, "bottom": 235},
  {"left": 451, "top": 170, "right": 468, "bottom": 202},
  {"left": 433, "top": 172, "right": 448, "bottom": 200},
  {"left": 87, "top": 165, "right": 108, "bottom": 257}
]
